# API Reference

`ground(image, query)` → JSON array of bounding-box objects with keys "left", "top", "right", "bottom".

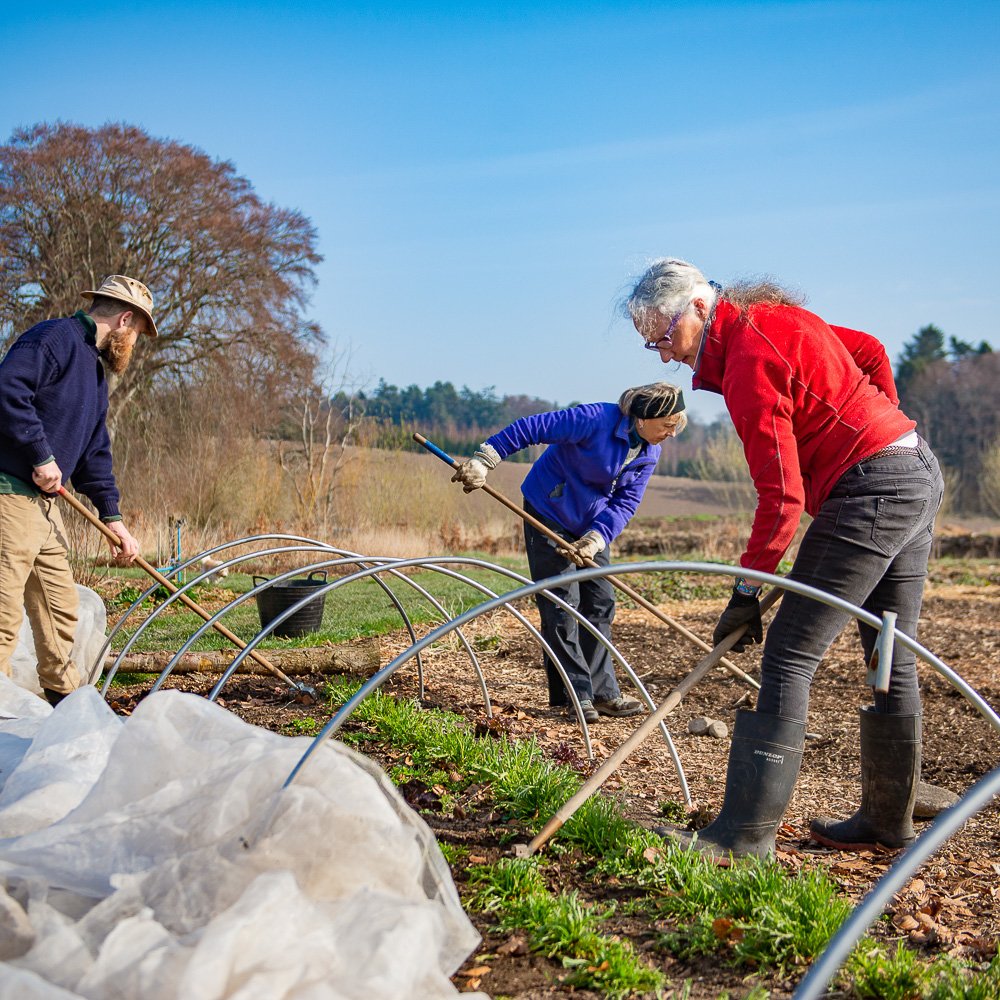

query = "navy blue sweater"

[{"left": 0, "top": 315, "right": 120, "bottom": 518}]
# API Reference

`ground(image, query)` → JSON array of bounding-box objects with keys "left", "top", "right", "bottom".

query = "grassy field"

[
  {"left": 104, "top": 555, "right": 536, "bottom": 652},
  {"left": 102, "top": 546, "right": 1000, "bottom": 656}
]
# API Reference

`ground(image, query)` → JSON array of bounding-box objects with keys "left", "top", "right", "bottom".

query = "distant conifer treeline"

[
  {"left": 330, "top": 380, "right": 564, "bottom": 461},
  {"left": 329, "top": 323, "right": 1000, "bottom": 512},
  {"left": 329, "top": 379, "right": 728, "bottom": 473}
]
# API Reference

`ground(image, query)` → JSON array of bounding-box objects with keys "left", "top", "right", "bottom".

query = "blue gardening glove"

[
  {"left": 451, "top": 442, "right": 501, "bottom": 493},
  {"left": 712, "top": 587, "right": 763, "bottom": 652}
]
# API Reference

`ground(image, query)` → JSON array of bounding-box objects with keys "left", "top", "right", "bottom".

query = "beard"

[{"left": 100, "top": 329, "right": 136, "bottom": 376}]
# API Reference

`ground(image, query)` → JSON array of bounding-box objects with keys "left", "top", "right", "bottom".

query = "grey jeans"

[
  {"left": 523, "top": 501, "right": 620, "bottom": 705},
  {"left": 756, "top": 439, "right": 944, "bottom": 723}
]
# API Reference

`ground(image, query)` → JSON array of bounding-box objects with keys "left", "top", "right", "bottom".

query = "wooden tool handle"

[{"left": 57, "top": 487, "right": 298, "bottom": 687}]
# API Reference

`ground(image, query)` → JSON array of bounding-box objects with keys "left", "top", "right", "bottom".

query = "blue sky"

[{"left": 2, "top": 0, "right": 998, "bottom": 424}]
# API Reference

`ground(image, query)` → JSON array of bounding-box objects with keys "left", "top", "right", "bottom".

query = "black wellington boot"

[
  {"left": 809, "top": 708, "right": 920, "bottom": 851},
  {"left": 670, "top": 710, "right": 805, "bottom": 862}
]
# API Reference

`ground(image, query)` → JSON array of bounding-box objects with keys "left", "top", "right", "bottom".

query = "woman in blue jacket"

[{"left": 452, "top": 382, "right": 686, "bottom": 722}]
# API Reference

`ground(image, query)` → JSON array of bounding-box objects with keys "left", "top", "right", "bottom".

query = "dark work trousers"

[
  {"left": 756, "top": 438, "right": 944, "bottom": 723},
  {"left": 522, "top": 501, "right": 621, "bottom": 706}
]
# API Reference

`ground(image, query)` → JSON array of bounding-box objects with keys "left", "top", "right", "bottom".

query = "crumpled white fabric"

[
  {"left": 10, "top": 586, "right": 108, "bottom": 693},
  {"left": 0, "top": 677, "right": 486, "bottom": 999}
]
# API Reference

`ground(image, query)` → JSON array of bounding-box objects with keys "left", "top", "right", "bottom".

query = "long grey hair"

[{"left": 622, "top": 257, "right": 804, "bottom": 323}]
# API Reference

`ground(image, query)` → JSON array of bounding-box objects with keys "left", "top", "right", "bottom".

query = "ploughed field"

[{"left": 106, "top": 552, "right": 1000, "bottom": 999}]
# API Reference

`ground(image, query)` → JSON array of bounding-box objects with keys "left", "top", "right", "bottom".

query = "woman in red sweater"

[{"left": 625, "top": 257, "right": 944, "bottom": 860}]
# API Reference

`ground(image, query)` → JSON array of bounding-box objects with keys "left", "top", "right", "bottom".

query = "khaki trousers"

[{"left": 0, "top": 494, "right": 82, "bottom": 694}]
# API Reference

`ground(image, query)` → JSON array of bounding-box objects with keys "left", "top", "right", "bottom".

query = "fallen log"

[{"left": 102, "top": 638, "right": 381, "bottom": 678}]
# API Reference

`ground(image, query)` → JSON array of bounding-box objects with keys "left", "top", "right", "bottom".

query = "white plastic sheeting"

[
  {"left": 10, "top": 586, "right": 108, "bottom": 693},
  {"left": 0, "top": 678, "right": 487, "bottom": 999}
]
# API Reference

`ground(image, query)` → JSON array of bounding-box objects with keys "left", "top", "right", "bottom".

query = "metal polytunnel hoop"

[
  {"left": 96, "top": 534, "right": 339, "bottom": 689},
  {"left": 313, "top": 555, "right": 691, "bottom": 794},
  {"left": 97, "top": 534, "right": 430, "bottom": 697},
  {"left": 283, "top": 560, "right": 999, "bottom": 841},
  {"left": 99, "top": 542, "right": 674, "bottom": 771},
  {"left": 794, "top": 765, "right": 1000, "bottom": 999},
  {"left": 199, "top": 555, "right": 490, "bottom": 712},
  {"left": 134, "top": 553, "right": 487, "bottom": 711},
  {"left": 100, "top": 544, "right": 324, "bottom": 692},
  {"left": 195, "top": 555, "right": 687, "bottom": 794},
  {"left": 100, "top": 544, "right": 998, "bottom": 992}
]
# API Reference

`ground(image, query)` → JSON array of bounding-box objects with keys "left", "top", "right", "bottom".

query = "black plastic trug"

[{"left": 254, "top": 571, "right": 328, "bottom": 638}]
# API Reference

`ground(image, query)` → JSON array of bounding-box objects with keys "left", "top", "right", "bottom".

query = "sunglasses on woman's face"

[{"left": 642, "top": 303, "right": 689, "bottom": 351}]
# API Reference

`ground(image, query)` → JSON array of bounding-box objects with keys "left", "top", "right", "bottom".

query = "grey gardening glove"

[
  {"left": 559, "top": 530, "right": 606, "bottom": 567},
  {"left": 712, "top": 585, "right": 763, "bottom": 653},
  {"left": 451, "top": 442, "right": 501, "bottom": 493}
]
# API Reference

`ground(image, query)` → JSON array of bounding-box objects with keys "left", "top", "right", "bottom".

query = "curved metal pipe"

[
  {"left": 399, "top": 560, "right": 603, "bottom": 759},
  {"left": 200, "top": 555, "right": 492, "bottom": 716},
  {"left": 100, "top": 542, "right": 676, "bottom": 775},
  {"left": 327, "top": 556, "right": 690, "bottom": 800},
  {"left": 149, "top": 555, "right": 359, "bottom": 694},
  {"left": 203, "top": 556, "right": 594, "bottom": 757},
  {"left": 94, "top": 535, "right": 339, "bottom": 684},
  {"left": 284, "top": 560, "right": 999, "bottom": 799},
  {"left": 94, "top": 534, "right": 335, "bottom": 679},
  {"left": 793, "top": 765, "right": 1000, "bottom": 999},
  {"left": 726, "top": 564, "right": 1000, "bottom": 734},
  {"left": 308, "top": 556, "right": 484, "bottom": 707},
  {"left": 281, "top": 559, "right": 685, "bottom": 789},
  {"left": 94, "top": 566, "right": 184, "bottom": 686},
  {"left": 101, "top": 545, "right": 342, "bottom": 693},
  {"left": 143, "top": 555, "right": 490, "bottom": 716},
  {"left": 97, "top": 534, "right": 427, "bottom": 696},
  {"left": 227, "top": 556, "right": 691, "bottom": 772}
]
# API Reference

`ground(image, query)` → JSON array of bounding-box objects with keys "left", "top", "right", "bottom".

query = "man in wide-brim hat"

[{"left": 0, "top": 274, "right": 157, "bottom": 705}]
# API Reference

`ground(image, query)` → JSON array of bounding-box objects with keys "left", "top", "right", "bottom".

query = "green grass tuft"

[
  {"left": 312, "top": 674, "right": 1000, "bottom": 995},
  {"left": 467, "top": 859, "right": 664, "bottom": 998}
]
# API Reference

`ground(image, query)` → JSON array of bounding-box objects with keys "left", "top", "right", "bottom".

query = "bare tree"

[
  {"left": 979, "top": 438, "right": 1000, "bottom": 519},
  {"left": 903, "top": 352, "right": 1000, "bottom": 513},
  {"left": 0, "top": 122, "right": 322, "bottom": 426},
  {"left": 278, "top": 351, "right": 366, "bottom": 537}
]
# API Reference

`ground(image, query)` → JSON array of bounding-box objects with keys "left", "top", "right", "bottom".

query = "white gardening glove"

[
  {"left": 560, "top": 530, "right": 606, "bottom": 567},
  {"left": 451, "top": 442, "right": 501, "bottom": 493}
]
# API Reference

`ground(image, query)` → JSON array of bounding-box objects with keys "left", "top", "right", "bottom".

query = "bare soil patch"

[{"left": 106, "top": 571, "right": 1000, "bottom": 998}]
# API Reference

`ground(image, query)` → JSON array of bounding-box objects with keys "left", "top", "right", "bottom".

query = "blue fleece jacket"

[
  {"left": 485, "top": 402, "right": 660, "bottom": 544},
  {"left": 0, "top": 315, "right": 120, "bottom": 518}
]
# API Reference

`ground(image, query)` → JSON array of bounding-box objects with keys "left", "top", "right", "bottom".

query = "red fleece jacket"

[{"left": 693, "top": 300, "right": 916, "bottom": 575}]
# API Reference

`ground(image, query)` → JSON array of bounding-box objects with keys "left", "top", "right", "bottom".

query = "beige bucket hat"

[{"left": 81, "top": 274, "right": 159, "bottom": 337}]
